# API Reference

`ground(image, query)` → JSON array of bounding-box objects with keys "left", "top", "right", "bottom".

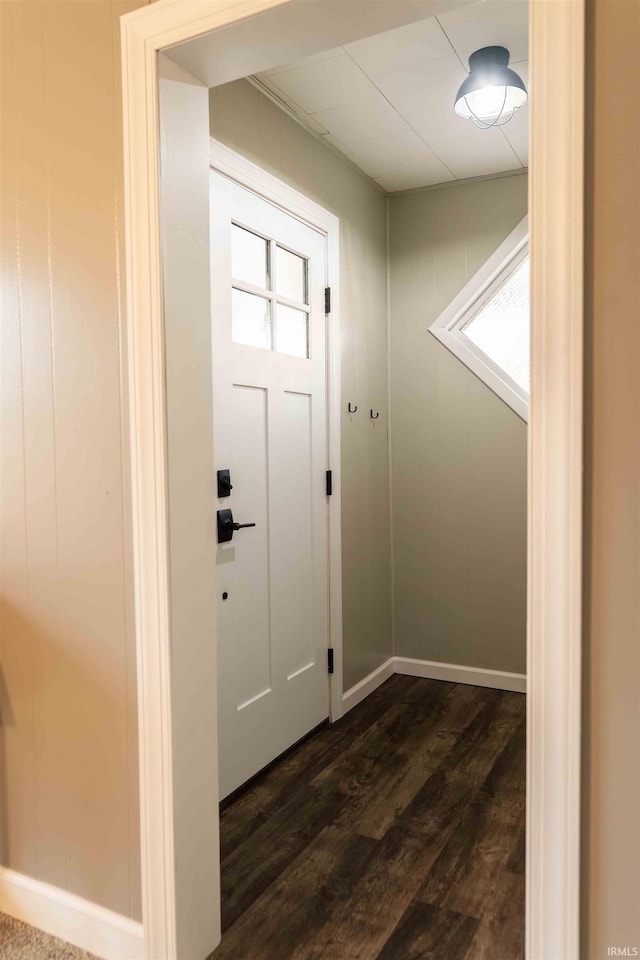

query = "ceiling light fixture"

[{"left": 454, "top": 46, "right": 527, "bottom": 128}]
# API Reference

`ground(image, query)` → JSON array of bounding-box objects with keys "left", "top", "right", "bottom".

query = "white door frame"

[
  {"left": 209, "top": 137, "right": 344, "bottom": 724},
  {"left": 120, "top": 1, "right": 584, "bottom": 958}
]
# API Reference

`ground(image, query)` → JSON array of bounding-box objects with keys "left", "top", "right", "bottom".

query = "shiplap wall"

[
  {"left": 0, "top": 0, "right": 146, "bottom": 920},
  {"left": 210, "top": 79, "right": 393, "bottom": 691},
  {"left": 389, "top": 174, "right": 528, "bottom": 674}
]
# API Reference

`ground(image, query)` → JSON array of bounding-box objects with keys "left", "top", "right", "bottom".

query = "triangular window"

[{"left": 429, "top": 216, "right": 529, "bottom": 420}]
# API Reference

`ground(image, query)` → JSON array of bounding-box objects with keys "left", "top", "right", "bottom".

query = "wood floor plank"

[
  {"left": 440, "top": 721, "right": 525, "bottom": 920},
  {"left": 353, "top": 698, "right": 483, "bottom": 840},
  {"left": 376, "top": 901, "right": 479, "bottom": 960},
  {"left": 506, "top": 822, "right": 526, "bottom": 874},
  {"left": 446, "top": 683, "right": 526, "bottom": 707},
  {"left": 394, "top": 677, "right": 458, "bottom": 703},
  {"left": 446, "top": 682, "right": 505, "bottom": 702},
  {"left": 418, "top": 719, "right": 526, "bottom": 918},
  {"left": 462, "top": 864, "right": 525, "bottom": 960}
]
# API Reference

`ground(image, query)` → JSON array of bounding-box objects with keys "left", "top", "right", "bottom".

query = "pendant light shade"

[{"left": 454, "top": 46, "right": 527, "bottom": 128}]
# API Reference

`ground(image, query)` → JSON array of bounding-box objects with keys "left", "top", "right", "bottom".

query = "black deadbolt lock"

[
  {"left": 217, "top": 508, "right": 256, "bottom": 544},
  {"left": 217, "top": 469, "right": 233, "bottom": 498}
]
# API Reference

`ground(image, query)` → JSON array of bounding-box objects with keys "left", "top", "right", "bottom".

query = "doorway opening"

[
  {"left": 121, "top": 0, "right": 584, "bottom": 958},
  {"left": 205, "top": 12, "right": 528, "bottom": 953}
]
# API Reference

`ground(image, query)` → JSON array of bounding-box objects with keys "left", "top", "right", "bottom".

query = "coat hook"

[
  {"left": 370, "top": 409, "right": 380, "bottom": 420},
  {"left": 348, "top": 402, "right": 358, "bottom": 414}
]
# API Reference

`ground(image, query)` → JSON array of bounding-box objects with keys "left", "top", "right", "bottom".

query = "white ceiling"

[{"left": 251, "top": 0, "right": 529, "bottom": 192}]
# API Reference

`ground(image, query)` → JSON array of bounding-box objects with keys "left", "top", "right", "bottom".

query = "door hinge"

[
  {"left": 328, "top": 648, "right": 335, "bottom": 674},
  {"left": 325, "top": 287, "right": 331, "bottom": 314},
  {"left": 326, "top": 469, "right": 332, "bottom": 496}
]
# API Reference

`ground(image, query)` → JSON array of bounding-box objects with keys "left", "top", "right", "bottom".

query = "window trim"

[{"left": 429, "top": 215, "right": 529, "bottom": 422}]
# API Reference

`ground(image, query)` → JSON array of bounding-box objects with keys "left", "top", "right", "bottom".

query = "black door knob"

[{"left": 217, "top": 508, "right": 256, "bottom": 544}]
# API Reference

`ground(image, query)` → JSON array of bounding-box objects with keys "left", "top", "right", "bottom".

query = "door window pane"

[
  {"left": 232, "top": 225, "right": 268, "bottom": 289},
  {"left": 232, "top": 289, "right": 272, "bottom": 350},
  {"left": 276, "top": 246, "right": 307, "bottom": 304},
  {"left": 462, "top": 256, "right": 530, "bottom": 392},
  {"left": 276, "top": 304, "right": 309, "bottom": 358}
]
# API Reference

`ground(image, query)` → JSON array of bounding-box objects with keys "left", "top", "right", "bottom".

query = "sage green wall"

[
  {"left": 388, "top": 174, "right": 528, "bottom": 674},
  {"left": 209, "top": 79, "right": 392, "bottom": 691}
]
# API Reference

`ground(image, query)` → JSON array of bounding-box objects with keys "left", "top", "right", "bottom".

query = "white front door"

[{"left": 210, "top": 171, "right": 330, "bottom": 799}]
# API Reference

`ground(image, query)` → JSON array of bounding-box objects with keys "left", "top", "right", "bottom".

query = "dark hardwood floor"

[{"left": 210, "top": 675, "right": 525, "bottom": 960}]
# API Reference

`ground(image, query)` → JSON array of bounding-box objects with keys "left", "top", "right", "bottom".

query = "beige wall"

[
  {"left": 0, "top": 0, "right": 146, "bottom": 920},
  {"left": 582, "top": 1, "right": 640, "bottom": 956},
  {"left": 210, "top": 80, "right": 393, "bottom": 691},
  {"left": 388, "top": 175, "right": 528, "bottom": 675}
]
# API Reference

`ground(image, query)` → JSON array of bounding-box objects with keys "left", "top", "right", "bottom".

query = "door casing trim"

[
  {"left": 120, "top": 1, "right": 585, "bottom": 957},
  {"left": 208, "top": 137, "right": 344, "bottom": 724},
  {"left": 527, "top": 2, "right": 584, "bottom": 958}
]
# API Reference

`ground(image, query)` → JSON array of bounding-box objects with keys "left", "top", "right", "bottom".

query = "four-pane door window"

[{"left": 231, "top": 223, "right": 310, "bottom": 359}]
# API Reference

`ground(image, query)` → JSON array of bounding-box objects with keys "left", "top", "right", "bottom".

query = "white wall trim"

[
  {"left": 526, "top": 1, "right": 584, "bottom": 958},
  {"left": 342, "top": 657, "right": 396, "bottom": 713},
  {"left": 394, "top": 656, "right": 527, "bottom": 694},
  {"left": 342, "top": 656, "right": 526, "bottom": 715},
  {"left": 208, "top": 138, "right": 344, "bottom": 724},
  {"left": 428, "top": 215, "right": 529, "bottom": 422},
  {"left": 0, "top": 868, "right": 144, "bottom": 960}
]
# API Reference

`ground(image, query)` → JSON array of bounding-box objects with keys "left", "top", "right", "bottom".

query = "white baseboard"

[
  {"left": 394, "top": 656, "right": 527, "bottom": 693},
  {"left": 342, "top": 657, "right": 395, "bottom": 713},
  {"left": 343, "top": 655, "right": 526, "bottom": 714},
  {"left": 0, "top": 867, "right": 144, "bottom": 960}
]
